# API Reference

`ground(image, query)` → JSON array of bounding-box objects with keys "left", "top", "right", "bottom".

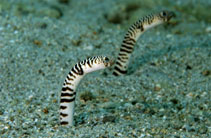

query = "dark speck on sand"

[{"left": 0, "top": 0, "right": 210, "bottom": 137}]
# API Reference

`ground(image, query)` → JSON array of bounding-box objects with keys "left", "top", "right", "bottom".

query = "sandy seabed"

[{"left": 0, "top": 0, "right": 210, "bottom": 137}]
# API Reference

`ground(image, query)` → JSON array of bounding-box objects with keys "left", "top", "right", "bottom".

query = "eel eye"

[
  {"left": 104, "top": 57, "right": 109, "bottom": 62},
  {"left": 161, "top": 11, "right": 167, "bottom": 17}
]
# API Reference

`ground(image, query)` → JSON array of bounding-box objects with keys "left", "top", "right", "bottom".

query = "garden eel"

[
  {"left": 60, "top": 56, "right": 112, "bottom": 126},
  {"left": 113, "top": 10, "right": 175, "bottom": 76}
]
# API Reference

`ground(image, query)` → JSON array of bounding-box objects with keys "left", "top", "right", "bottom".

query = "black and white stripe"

[
  {"left": 60, "top": 56, "right": 111, "bottom": 126},
  {"left": 113, "top": 10, "right": 175, "bottom": 76}
]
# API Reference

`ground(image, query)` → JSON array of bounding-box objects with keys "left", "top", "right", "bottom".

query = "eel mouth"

[{"left": 167, "top": 11, "right": 176, "bottom": 21}]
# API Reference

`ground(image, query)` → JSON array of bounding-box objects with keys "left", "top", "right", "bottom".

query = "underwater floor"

[{"left": 0, "top": 0, "right": 210, "bottom": 137}]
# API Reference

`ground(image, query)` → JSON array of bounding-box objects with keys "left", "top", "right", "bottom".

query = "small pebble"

[
  {"left": 33, "top": 40, "right": 42, "bottom": 46},
  {"left": 205, "top": 26, "right": 211, "bottom": 33},
  {"left": 202, "top": 70, "right": 210, "bottom": 76},
  {"left": 102, "top": 115, "right": 116, "bottom": 123},
  {"left": 80, "top": 91, "right": 94, "bottom": 102},
  {"left": 42, "top": 108, "right": 49, "bottom": 114},
  {"left": 154, "top": 84, "right": 161, "bottom": 91}
]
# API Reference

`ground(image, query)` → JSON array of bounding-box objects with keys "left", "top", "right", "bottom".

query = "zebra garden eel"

[
  {"left": 113, "top": 10, "right": 175, "bottom": 76},
  {"left": 60, "top": 56, "right": 112, "bottom": 126}
]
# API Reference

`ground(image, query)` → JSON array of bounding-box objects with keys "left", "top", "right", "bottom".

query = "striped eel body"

[
  {"left": 60, "top": 56, "right": 112, "bottom": 126},
  {"left": 113, "top": 10, "right": 175, "bottom": 76}
]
